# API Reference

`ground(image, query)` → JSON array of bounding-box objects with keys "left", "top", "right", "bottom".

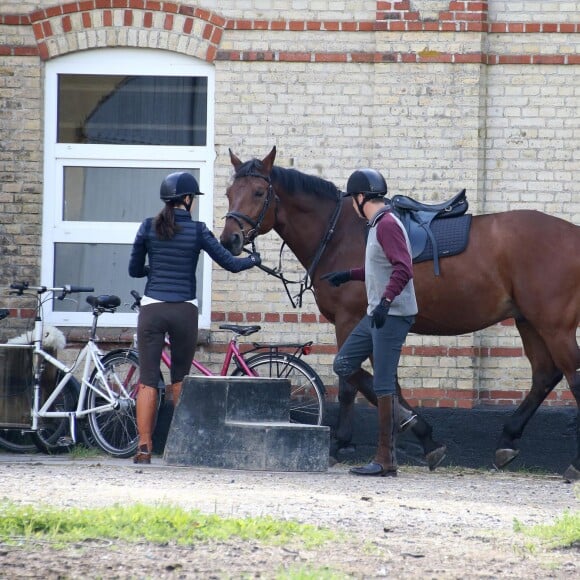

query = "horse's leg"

[
  {"left": 331, "top": 320, "right": 366, "bottom": 457},
  {"left": 350, "top": 368, "right": 378, "bottom": 406},
  {"left": 331, "top": 375, "right": 358, "bottom": 455},
  {"left": 395, "top": 379, "right": 447, "bottom": 470},
  {"left": 331, "top": 369, "right": 378, "bottom": 454},
  {"left": 562, "top": 366, "right": 580, "bottom": 481},
  {"left": 563, "top": 367, "right": 580, "bottom": 481},
  {"left": 495, "top": 320, "right": 563, "bottom": 468},
  {"left": 536, "top": 326, "right": 580, "bottom": 482}
]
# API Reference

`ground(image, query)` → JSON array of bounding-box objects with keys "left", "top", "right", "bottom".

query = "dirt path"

[{"left": 0, "top": 453, "right": 578, "bottom": 578}]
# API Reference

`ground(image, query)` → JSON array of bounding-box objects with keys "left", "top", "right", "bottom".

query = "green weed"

[
  {"left": 68, "top": 444, "right": 103, "bottom": 459},
  {"left": 0, "top": 501, "right": 336, "bottom": 549},
  {"left": 276, "top": 565, "right": 350, "bottom": 579},
  {"left": 514, "top": 511, "right": 580, "bottom": 549}
]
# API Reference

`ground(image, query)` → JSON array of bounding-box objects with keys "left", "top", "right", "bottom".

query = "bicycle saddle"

[
  {"left": 219, "top": 324, "right": 261, "bottom": 336},
  {"left": 86, "top": 295, "right": 121, "bottom": 310}
]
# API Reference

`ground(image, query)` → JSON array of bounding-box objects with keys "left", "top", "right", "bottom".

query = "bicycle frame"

[
  {"left": 32, "top": 339, "right": 134, "bottom": 440},
  {"left": 4, "top": 283, "right": 132, "bottom": 443},
  {"left": 153, "top": 331, "right": 313, "bottom": 380},
  {"left": 188, "top": 337, "right": 256, "bottom": 377},
  {"left": 150, "top": 333, "right": 256, "bottom": 378}
]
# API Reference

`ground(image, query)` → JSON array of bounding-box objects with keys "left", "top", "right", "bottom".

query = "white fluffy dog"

[{"left": 7, "top": 325, "right": 66, "bottom": 351}]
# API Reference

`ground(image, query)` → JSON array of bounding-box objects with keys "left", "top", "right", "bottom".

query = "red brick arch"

[
  {"left": 28, "top": 1, "right": 225, "bottom": 62},
  {"left": 2, "top": 2, "right": 578, "bottom": 62}
]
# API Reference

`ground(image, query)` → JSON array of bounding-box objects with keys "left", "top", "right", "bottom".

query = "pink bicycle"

[{"left": 103, "top": 291, "right": 326, "bottom": 428}]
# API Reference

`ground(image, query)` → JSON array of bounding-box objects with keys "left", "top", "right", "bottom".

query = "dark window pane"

[
  {"left": 53, "top": 243, "right": 204, "bottom": 313},
  {"left": 58, "top": 75, "right": 207, "bottom": 145},
  {"left": 62, "top": 167, "right": 200, "bottom": 222}
]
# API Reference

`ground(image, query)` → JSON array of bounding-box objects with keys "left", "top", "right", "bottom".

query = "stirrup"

[
  {"left": 133, "top": 444, "right": 152, "bottom": 464},
  {"left": 399, "top": 412, "right": 418, "bottom": 432}
]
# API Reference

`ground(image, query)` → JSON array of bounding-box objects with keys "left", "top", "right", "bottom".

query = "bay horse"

[{"left": 219, "top": 146, "right": 580, "bottom": 482}]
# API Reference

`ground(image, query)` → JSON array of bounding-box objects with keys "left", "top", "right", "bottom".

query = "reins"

[
  {"left": 226, "top": 170, "right": 342, "bottom": 308},
  {"left": 254, "top": 194, "right": 342, "bottom": 308}
]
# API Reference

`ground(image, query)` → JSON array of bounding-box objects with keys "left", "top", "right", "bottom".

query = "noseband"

[{"left": 225, "top": 172, "right": 277, "bottom": 248}]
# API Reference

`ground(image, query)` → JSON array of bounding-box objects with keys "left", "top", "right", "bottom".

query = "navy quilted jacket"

[{"left": 129, "top": 209, "right": 255, "bottom": 302}]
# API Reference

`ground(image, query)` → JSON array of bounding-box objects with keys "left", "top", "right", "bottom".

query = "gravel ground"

[{"left": 0, "top": 452, "right": 578, "bottom": 579}]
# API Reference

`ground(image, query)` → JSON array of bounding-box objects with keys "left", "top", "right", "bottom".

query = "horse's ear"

[
  {"left": 261, "top": 146, "right": 276, "bottom": 174},
  {"left": 229, "top": 148, "right": 242, "bottom": 171}
]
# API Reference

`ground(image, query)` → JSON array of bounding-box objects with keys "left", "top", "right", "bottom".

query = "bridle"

[
  {"left": 224, "top": 171, "right": 277, "bottom": 252},
  {"left": 224, "top": 170, "right": 342, "bottom": 308}
]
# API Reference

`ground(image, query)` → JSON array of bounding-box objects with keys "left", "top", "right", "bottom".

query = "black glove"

[
  {"left": 249, "top": 252, "right": 261, "bottom": 266},
  {"left": 320, "top": 270, "right": 351, "bottom": 287},
  {"left": 371, "top": 298, "right": 391, "bottom": 329}
]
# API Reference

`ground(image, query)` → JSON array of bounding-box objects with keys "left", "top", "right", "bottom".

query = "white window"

[{"left": 42, "top": 48, "right": 215, "bottom": 328}]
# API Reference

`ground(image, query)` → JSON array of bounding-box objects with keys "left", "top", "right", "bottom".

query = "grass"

[
  {"left": 0, "top": 501, "right": 337, "bottom": 549},
  {"left": 276, "top": 565, "right": 351, "bottom": 579},
  {"left": 68, "top": 444, "right": 103, "bottom": 459},
  {"left": 514, "top": 511, "right": 580, "bottom": 550},
  {"left": 514, "top": 482, "right": 580, "bottom": 550}
]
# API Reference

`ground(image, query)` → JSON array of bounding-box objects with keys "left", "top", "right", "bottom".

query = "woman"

[{"left": 128, "top": 171, "right": 261, "bottom": 464}]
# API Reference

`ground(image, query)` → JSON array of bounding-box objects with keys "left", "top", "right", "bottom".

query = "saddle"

[
  {"left": 86, "top": 294, "right": 121, "bottom": 311},
  {"left": 390, "top": 189, "right": 470, "bottom": 276}
]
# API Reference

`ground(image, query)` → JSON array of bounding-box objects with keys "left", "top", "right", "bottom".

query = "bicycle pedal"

[{"left": 56, "top": 436, "right": 74, "bottom": 447}]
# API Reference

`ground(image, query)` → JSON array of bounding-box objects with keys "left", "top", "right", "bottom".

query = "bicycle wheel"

[
  {"left": 87, "top": 349, "right": 141, "bottom": 458},
  {"left": 233, "top": 353, "right": 325, "bottom": 426},
  {"left": 32, "top": 373, "right": 81, "bottom": 454},
  {"left": 0, "top": 429, "right": 37, "bottom": 453}
]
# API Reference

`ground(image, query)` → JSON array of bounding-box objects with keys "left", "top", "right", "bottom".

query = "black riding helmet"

[
  {"left": 160, "top": 172, "right": 204, "bottom": 203},
  {"left": 343, "top": 169, "right": 388, "bottom": 219},
  {"left": 342, "top": 168, "right": 388, "bottom": 199}
]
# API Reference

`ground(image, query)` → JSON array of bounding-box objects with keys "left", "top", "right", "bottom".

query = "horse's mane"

[{"left": 235, "top": 158, "right": 340, "bottom": 201}]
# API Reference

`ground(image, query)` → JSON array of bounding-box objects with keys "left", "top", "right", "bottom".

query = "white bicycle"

[{"left": 0, "top": 282, "right": 140, "bottom": 457}]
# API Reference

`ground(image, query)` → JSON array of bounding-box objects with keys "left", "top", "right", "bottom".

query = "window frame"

[{"left": 42, "top": 48, "right": 215, "bottom": 328}]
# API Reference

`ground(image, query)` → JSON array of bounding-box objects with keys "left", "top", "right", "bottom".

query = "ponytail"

[{"left": 154, "top": 203, "right": 180, "bottom": 240}]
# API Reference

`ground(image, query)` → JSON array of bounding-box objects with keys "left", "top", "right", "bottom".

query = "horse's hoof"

[
  {"left": 426, "top": 445, "right": 447, "bottom": 471},
  {"left": 329, "top": 440, "right": 356, "bottom": 461},
  {"left": 336, "top": 444, "right": 356, "bottom": 459},
  {"left": 494, "top": 448, "right": 519, "bottom": 469},
  {"left": 563, "top": 465, "right": 580, "bottom": 483}
]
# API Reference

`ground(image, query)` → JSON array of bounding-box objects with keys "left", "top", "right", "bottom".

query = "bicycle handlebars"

[
  {"left": 130, "top": 289, "right": 142, "bottom": 311},
  {"left": 10, "top": 282, "right": 95, "bottom": 300}
]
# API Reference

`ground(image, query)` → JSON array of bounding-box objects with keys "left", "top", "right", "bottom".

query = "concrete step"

[{"left": 163, "top": 375, "right": 329, "bottom": 472}]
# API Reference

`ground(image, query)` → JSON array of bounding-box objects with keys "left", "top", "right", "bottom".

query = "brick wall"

[{"left": 0, "top": 1, "right": 578, "bottom": 408}]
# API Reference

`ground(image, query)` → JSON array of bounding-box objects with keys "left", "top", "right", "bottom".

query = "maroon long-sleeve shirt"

[{"left": 350, "top": 211, "right": 414, "bottom": 304}]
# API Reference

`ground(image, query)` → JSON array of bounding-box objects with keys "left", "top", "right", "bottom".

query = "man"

[{"left": 322, "top": 168, "right": 418, "bottom": 477}]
